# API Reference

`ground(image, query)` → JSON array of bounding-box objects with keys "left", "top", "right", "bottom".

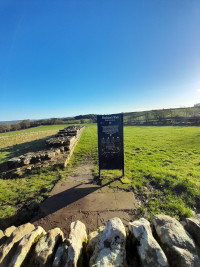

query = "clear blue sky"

[{"left": 0, "top": 0, "right": 200, "bottom": 121}]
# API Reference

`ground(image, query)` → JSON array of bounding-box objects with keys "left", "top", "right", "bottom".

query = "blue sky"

[{"left": 0, "top": 0, "right": 200, "bottom": 121}]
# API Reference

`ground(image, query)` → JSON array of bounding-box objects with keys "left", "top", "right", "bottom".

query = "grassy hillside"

[
  {"left": 0, "top": 124, "right": 200, "bottom": 228},
  {"left": 123, "top": 107, "right": 200, "bottom": 126}
]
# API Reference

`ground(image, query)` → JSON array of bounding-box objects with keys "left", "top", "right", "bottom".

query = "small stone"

[{"left": 129, "top": 218, "right": 169, "bottom": 267}]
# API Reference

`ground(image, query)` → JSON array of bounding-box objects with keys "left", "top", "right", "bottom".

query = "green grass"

[
  {"left": 98, "top": 126, "right": 200, "bottom": 219},
  {"left": 0, "top": 124, "right": 97, "bottom": 228},
  {"left": 0, "top": 124, "right": 200, "bottom": 228}
]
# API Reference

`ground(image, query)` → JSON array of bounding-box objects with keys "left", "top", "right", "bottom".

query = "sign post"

[{"left": 97, "top": 113, "right": 124, "bottom": 177}]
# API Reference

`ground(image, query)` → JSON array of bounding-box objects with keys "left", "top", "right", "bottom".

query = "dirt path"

[{"left": 32, "top": 162, "right": 140, "bottom": 236}]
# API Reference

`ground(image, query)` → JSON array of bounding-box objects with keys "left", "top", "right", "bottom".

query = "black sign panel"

[{"left": 97, "top": 113, "right": 124, "bottom": 174}]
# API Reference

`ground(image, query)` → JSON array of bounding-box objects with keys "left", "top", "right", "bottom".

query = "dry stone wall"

[
  {"left": 0, "top": 214, "right": 200, "bottom": 266},
  {"left": 1, "top": 126, "right": 85, "bottom": 179}
]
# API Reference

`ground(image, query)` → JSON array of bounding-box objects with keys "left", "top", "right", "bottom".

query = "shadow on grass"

[
  {"left": 0, "top": 135, "right": 54, "bottom": 172},
  {"left": 0, "top": 178, "right": 121, "bottom": 230}
]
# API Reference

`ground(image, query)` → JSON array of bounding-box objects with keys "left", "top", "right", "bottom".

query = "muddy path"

[{"left": 31, "top": 162, "right": 140, "bottom": 236}]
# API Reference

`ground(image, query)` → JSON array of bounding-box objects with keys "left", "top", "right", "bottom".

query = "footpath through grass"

[
  {"left": 0, "top": 124, "right": 97, "bottom": 228},
  {"left": 0, "top": 124, "right": 200, "bottom": 228}
]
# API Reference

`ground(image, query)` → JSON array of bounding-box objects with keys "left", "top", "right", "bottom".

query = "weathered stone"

[
  {"left": 8, "top": 226, "right": 46, "bottom": 267},
  {"left": 171, "top": 246, "right": 200, "bottom": 267},
  {"left": 21, "top": 155, "right": 31, "bottom": 165},
  {"left": 0, "top": 229, "right": 4, "bottom": 239},
  {"left": 66, "top": 220, "right": 87, "bottom": 267},
  {"left": 0, "top": 230, "right": 6, "bottom": 246},
  {"left": 185, "top": 214, "right": 200, "bottom": 247},
  {"left": 54, "top": 148, "right": 61, "bottom": 155},
  {"left": 7, "top": 158, "right": 21, "bottom": 168},
  {"left": 88, "top": 226, "right": 105, "bottom": 266},
  {"left": 93, "top": 217, "right": 126, "bottom": 267},
  {"left": 64, "top": 146, "right": 69, "bottom": 151},
  {"left": 153, "top": 215, "right": 199, "bottom": 267},
  {"left": 0, "top": 223, "right": 35, "bottom": 267},
  {"left": 30, "top": 154, "right": 41, "bottom": 164},
  {"left": 33, "top": 227, "right": 64, "bottom": 266},
  {"left": 53, "top": 239, "right": 69, "bottom": 267},
  {"left": 60, "top": 146, "right": 65, "bottom": 153},
  {"left": 88, "top": 226, "right": 105, "bottom": 251},
  {"left": 46, "top": 151, "right": 56, "bottom": 160},
  {"left": 4, "top": 226, "right": 16, "bottom": 237},
  {"left": 129, "top": 218, "right": 169, "bottom": 267}
]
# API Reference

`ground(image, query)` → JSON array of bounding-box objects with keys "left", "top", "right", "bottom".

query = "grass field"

[{"left": 0, "top": 124, "right": 200, "bottom": 228}]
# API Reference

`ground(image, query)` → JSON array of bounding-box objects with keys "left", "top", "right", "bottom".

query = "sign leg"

[{"left": 99, "top": 168, "right": 101, "bottom": 178}]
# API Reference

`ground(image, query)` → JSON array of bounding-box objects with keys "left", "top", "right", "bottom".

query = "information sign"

[{"left": 97, "top": 113, "right": 124, "bottom": 176}]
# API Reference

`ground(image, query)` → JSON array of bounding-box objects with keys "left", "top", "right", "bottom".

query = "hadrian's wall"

[
  {"left": 1, "top": 126, "right": 85, "bottom": 179},
  {"left": 0, "top": 214, "right": 200, "bottom": 266}
]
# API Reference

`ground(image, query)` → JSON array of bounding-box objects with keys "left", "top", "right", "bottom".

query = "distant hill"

[
  {"left": 1, "top": 106, "right": 200, "bottom": 128},
  {"left": 0, "top": 120, "right": 22, "bottom": 125},
  {"left": 123, "top": 107, "right": 200, "bottom": 126}
]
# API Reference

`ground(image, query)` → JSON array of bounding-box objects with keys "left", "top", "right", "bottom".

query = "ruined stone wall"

[
  {"left": 1, "top": 126, "right": 85, "bottom": 179},
  {"left": 0, "top": 214, "right": 200, "bottom": 266}
]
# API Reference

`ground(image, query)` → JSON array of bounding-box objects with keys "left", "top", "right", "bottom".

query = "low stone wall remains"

[
  {"left": 0, "top": 214, "right": 200, "bottom": 266},
  {"left": 1, "top": 126, "right": 85, "bottom": 179}
]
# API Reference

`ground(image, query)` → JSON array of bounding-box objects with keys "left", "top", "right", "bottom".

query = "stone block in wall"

[
  {"left": 0, "top": 229, "right": 4, "bottom": 239},
  {"left": 54, "top": 148, "right": 61, "bottom": 155},
  {"left": 0, "top": 229, "right": 5, "bottom": 246},
  {"left": 32, "top": 227, "right": 64, "bottom": 266},
  {"left": 4, "top": 225, "right": 16, "bottom": 237},
  {"left": 45, "top": 151, "right": 56, "bottom": 160},
  {"left": 185, "top": 214, "right": 200, "bottom": 248},
  {"left": 129, "top": 218, "right": 169, "bottom": 267},
  {"left": 7, "top": 158, "right": 21, "bottom": 169},
  {"left": 21, "top": 155, "right": 31, "bottom": 165},
  {"left": 66, "top": 220, "right": 87, "bottom": 267},
  {"left": 153, "top": 215, "right": 200, "bottom": 267},
  {"left": 60, "top": 146, "right": 65, "bottom": 152},
  {"left": 52, "top": 239, "right": 70, "bottom": 267},
  {"left": 91, "top": 217, "right": 127, "bottom": 267},
  {"left": 8, "top": 226, "right": 46, "bottom": 267},
  {"left": 0, "top": 223, "right": 35, "bottom": 267},
  {"left": 88, "top": 226, "right": 105, "bottom": 266}
]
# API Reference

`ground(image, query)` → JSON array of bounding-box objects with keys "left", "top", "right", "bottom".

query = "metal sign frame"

[{"left": 97, "top": 113, "right": 124, "bottom": 177}]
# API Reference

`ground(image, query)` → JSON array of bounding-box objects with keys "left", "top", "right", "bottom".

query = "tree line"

[
  {"left": 124, "top": 106, "right": 200, "bottom": 126},
  {"left": 0, "top": 116, "right": 95, "bottom": 133},
  {"left": 1, "top": 105, "right": 199, "bottom": 133}
]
